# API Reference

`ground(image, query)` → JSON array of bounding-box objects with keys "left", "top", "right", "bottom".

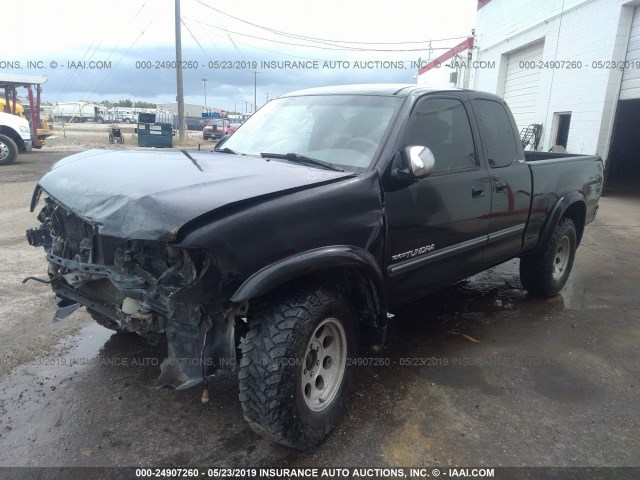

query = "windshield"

[
  {"left": 207, "top": 119, "right": 225, "bottom": 126},
  {"left": 223, "top": 94, "right": 403, "bottom": 169}
]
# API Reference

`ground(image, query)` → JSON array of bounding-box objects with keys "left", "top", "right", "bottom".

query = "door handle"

[
  {"left": 495, "top": 181, "right": 507, "bottom": 193},
  {"left": 472, "top": 185, "right": 485, "bottom": 197}
]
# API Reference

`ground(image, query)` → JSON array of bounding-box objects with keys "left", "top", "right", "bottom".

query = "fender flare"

[
  {"left": 529, "top": 191, "right": 586, "bottom": 255},
  {"left": 230, "top": 245, "right": 386, "bottom": 311}
]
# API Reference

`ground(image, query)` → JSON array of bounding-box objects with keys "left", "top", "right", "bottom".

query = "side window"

[
  {"left": 474, "top": 99, "right": 519, "bottom": 168},
  {"left": 404, "top": 97, "right": 477, "bottom": 173}
]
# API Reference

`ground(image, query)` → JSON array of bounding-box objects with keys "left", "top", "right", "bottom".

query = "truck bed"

[{"left": 522, "top": 151, "right": 603, "bottom": 251}]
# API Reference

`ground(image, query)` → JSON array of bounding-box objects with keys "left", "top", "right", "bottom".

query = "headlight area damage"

[{"left": 26, "top": 195, "right": 239, "bottom": 390}]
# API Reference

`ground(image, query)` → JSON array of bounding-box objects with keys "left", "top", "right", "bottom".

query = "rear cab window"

[{"left": 473, "top": 99, "right": 520, "bottom": 168}]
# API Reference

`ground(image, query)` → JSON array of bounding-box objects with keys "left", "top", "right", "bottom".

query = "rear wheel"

[
  {"left": 0, "top": 134, "right": 18, "bottom": 165},
  {"left": 238, "top": 285, "right": 357, "bottom": 449},
  {"left": 520, "top": 218, "right": 577, "bottom": 297}
]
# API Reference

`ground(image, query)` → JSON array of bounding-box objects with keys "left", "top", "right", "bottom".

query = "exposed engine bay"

[{"left": 26, "top": 196, "right": 239, "bottom": 390}]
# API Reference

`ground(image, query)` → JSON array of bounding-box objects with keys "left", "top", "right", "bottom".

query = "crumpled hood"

[{"left": 34, "top": 149, "right": 354, "bottom": 241}]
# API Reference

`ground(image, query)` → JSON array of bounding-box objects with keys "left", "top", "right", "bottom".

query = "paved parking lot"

[{"left": 0, "top": 148, "right": 638, "bottom": 472}]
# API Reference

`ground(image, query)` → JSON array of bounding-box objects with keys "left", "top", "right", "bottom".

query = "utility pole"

[
  {"left": 175, "top": 0, "right": 185, "bottom": 142},
  {"left": 265, "top": 92, "right": 270, "bottom": 104},
  {"left": 202, "top": 76, "right": 207, "bottom": 108},
  {"left": 253, "top": 71, "right": 259, "bottom": 113}
]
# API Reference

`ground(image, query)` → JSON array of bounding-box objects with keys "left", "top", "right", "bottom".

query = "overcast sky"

[{"left": 1, "top": 0, "right": 477, "bottom": 112}]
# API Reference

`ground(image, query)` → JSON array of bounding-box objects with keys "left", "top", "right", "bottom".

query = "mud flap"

[{"left": 155, "top": 306, "right": 236, "bottom": 390}]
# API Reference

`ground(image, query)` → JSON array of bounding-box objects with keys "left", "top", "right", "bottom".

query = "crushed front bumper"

[{"left": 26, "top": 195, "right": 239, "bottom": 389}]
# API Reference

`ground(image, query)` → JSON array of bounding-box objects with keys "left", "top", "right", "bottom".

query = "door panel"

[
  {"left": 485, "top": 166, "right": 532, "bottom": 261},
  {"left": 384, "top": 96, "right": 491, "bottom": 305},
  {"left": 472, "top": 98, "right": 532, "bottom": 263}
]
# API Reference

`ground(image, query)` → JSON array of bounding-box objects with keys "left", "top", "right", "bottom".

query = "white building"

[{"left": 419, "top": 0, "right": 640, "bottom": 190}]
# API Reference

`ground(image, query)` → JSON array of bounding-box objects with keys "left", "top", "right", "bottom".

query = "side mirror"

[
  {"left": 406, "top": 145, "right": 435, "bottom": 177},
  {"left": 392, "top": 146, "right": 436, "bottom": 180}
]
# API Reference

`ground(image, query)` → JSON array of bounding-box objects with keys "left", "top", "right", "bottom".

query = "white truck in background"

[
  {"left": 97, "top": 107, "right": 137, "bottom": 124},
  {"left": 51, "top": 102, "right": 104, "bottom": 123},
  {"left": 0, "top": 111, "right": 32, "bottom": 165}
]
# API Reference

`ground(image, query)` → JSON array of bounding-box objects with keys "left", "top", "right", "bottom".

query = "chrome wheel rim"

[
  {"left": 301, "top": 317, "right": 347, "bottom": 412},
  {"left": 553, "top": 236, "right": 571, "bottom": 281},
  {"left": 0, "top": 142, "right": 8, "bottom": 161}
]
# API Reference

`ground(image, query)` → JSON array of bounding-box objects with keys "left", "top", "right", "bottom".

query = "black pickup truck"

[{"left": 26, "top": 84, "right": 603, "bottom": 449}]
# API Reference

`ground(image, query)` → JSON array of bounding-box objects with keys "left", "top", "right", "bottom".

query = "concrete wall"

[{"left": 470, "top": 0, "right": 638, "bottom": 159}]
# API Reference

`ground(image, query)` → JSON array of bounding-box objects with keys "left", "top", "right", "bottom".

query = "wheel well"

[
  {"left": 246, "top": 267, "right": 384, "bottom": 332},
  {"left": 0, "top": 126, "right": 24, "bottom": 150},
  {"left": 562, "top": 201, "right": 586, "bottom": 245},
  {"left": 315, "top": 267, "right": 383, "bottom": 329}
]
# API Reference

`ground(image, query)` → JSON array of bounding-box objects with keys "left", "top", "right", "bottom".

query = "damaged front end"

[{"left": 26, "top": 195, "right": 239, "bottom": 390}]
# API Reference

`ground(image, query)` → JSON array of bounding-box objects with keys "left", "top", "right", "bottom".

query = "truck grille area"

[
  {"left": 27, "top": 195, "right": 227, "bottom": 390},
  {"left": 50, "top": 205, "right": 94, "bottom": 260},
  {"left": 27, "top": 196, "right": 210, "bottom": 335}
]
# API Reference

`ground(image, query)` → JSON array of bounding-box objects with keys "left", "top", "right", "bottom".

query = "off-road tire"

[
  {"left": 520, "top": 218, "right": 577, "bottom": 297},
  {"left": 238, "top": 285, "right": 357, "bottom": 449},
  {"left": 0, "top": 134, "right": 18, "bottom": 165}
]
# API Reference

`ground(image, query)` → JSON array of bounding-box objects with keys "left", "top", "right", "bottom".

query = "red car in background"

[{"left": 203, "top": 119, "right": 234, "bottom": 140}]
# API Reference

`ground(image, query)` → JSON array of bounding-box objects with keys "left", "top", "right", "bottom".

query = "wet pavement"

[{"left": 0, "top": 150, "right": 639, "bottom": 471}]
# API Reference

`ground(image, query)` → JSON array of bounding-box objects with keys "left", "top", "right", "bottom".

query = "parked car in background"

[
  {"left": 212, "top": 123, "right": 241, "bottom": 148},
  {"left": 202, "top": 118, "right": 231, "bottom": 140}
]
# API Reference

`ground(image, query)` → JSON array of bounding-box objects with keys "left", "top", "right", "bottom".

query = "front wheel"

[
  {"left": 238, "top": 285, "right": 357, "bottom": 449},
  {"left": 520, "top": 218, "right": 577, "bottom": 297}
]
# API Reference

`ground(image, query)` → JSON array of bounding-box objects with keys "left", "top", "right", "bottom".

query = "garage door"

[
  {"left": 503, "top": 41, "right": 544, "bottom": 133},
  {"left": 620, "top": 7, "right": 640, "bottom": 100}
]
